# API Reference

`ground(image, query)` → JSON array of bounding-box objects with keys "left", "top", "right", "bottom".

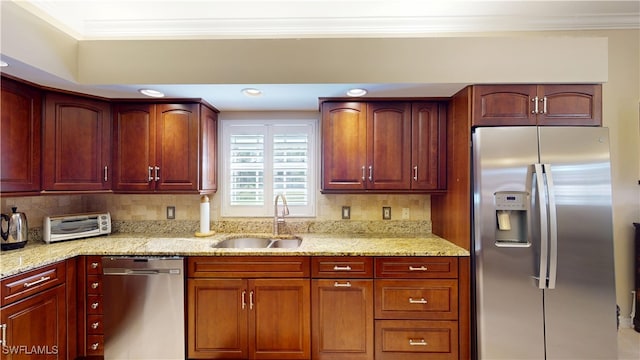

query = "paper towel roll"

[{"left": 200, "top": 195, "right": 210, "bottom": 234}]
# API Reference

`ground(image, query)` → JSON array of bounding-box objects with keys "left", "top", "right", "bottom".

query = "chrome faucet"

[{"left": 273, "top": 194, "right": 289, "bottom": 235}]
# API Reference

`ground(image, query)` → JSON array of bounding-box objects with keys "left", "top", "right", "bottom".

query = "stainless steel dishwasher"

[{"left": 102, "top": 256, "right": 185, "bottom": 360}]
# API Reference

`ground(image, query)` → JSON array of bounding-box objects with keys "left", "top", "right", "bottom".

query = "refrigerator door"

[
  {"left": 538, "top": 127, "right": 618, "bottom": 359},
  {"left": 473, "top": 127, "right": 545, "bottom": 359}
]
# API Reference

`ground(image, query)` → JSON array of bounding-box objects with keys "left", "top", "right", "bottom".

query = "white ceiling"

[{"left": 3, "top": 0, "right": 639, "bottom": 111}]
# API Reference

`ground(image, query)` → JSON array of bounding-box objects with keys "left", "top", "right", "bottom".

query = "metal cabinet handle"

[
  {"left": 368, "top": 165, "right": 373, "bottom": 182},
  {"left": 242, "top": 290, "right": 246, "bottom": 310},
  {"left": 91, "top": 302, "right": 100, "bottom": 310},
  {"left": 413, "top": 166, "right": 418, "bottom": 181},
  {"left": 542, "top": 96, "right": 547, "bottom": 114},
  {"left": 361, "top": 166, "right": 365, "bottom": 181},
  {"left": 408, "top": 266, "right": 428, "bottom": 271},
  {"left": 91, "top": 322, "right": 100, "bottom": 329},
  {"left": 532, "top": 97, "right": 539, "bottom": 114},
  {"left": 23, "top": 276, "right": 51, "bottom": 288},
  {"left": 90, "top": 262, "right": 99, "bottom": 269},
  {"left": 154, "top": 166, "right": 160, "bottom": 181},
  {"left": 91, "top": 282, "right": 100, "bottom": 289},
  {"left": 91, "top": 343, "right": 99, "bottom": 350},
  {"left": 333, "top": 265, "right": 352, "bottom": 271},
  {"left": 0, "top": 324, "right": 6, "bottom": 346},
  {"left": 104, "top": 166, "right": 108, "bottom": 182},
  {"left": 249, "top": 290, "right": 255, "bottom": 310},
  {"left": 148, "top": 166, "right": 154, "bottom": 182},
  {"left": 409, "top": 297, "right": 428, "bottom": 304},
  {"left": 333, "top": 281, "right": 352, "bottom": 288},
  {"left": 409, "top": 338, "right": 427, "bottom": 346}
]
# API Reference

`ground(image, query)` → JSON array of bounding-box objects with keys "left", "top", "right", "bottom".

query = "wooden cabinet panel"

[
  {"left": 188, "top": 256, "right": 310, "bottom": 278},
  {"left": 0, "top": 77, "right": 42, "bottom": 194},
  {"left": 1, "top": 262, "right": 66, "bottom": 307},
  {"left": 311, "top": 257, "right": 373, "bottom": 278},
  {"left": 537, "top": 84, "right": 602, "bottom": 126},
  {"left": 76, "top": 256, "right": 104, "bottom": 358},
  {"left": 411, "top": 102, "right": 447, "bottom": 190},
  {"left": 321, "top": 102, "right": 368, "bottom": 190},
  {"left": 375, "top": 320, "right": 458, "bottom": 360},
  {"left": 472, "top": 85, "right": 537, "bottom": 126},
  {"left": 0, "top": 285, "right": 66, "bottom": 360},
  {"left": 43, "top": 92, "right": 111, "bottom": 191},
  {"left": 375, "top": 279, "right": 458, "bottom": 320},
  {"left": 375, "top": 257, "right": 458, "bottom": 279},
  {"left": 200, "top": 104, "right": 218, "bottom": 192},
  {"left": 312, "top": 279, "right": 374, "bottom": 360}
]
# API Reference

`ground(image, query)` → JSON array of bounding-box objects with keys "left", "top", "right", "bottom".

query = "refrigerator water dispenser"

[{"left": 494, "top": 191, "right": 528, "bottom": 246}]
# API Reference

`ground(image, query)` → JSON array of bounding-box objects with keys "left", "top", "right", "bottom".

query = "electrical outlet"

[
  {"left": 342, "top": 206, "right": 351, "bottom": 220},
  {"left": 166, "top": 206, "right": 176, "bottom": 219},
  {"left": 382, "top": 206, "right": 391, "bottom": 220},
  {"left": 402, "top": 208, "right": 410, "bottom": 220}
]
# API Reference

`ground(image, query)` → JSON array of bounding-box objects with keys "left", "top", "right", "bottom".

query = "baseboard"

[{"left": 619, "top": 316, "right": 633, "bottom": 329}]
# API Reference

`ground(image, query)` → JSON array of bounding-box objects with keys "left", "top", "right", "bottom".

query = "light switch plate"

[
  {"left": 166, "top": 206, "right": 176, "bottom": 219},
  {"left": 382, "top": 206, "right": 391, "bottom": 220},
  {"left": 342, "top": 206, "right": 351, "bottom": 220}
]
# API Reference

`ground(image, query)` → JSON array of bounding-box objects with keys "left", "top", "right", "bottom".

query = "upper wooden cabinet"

[
  {"left": 43, "top": 92, "right": 112, "bottom": 192},
  {"left": 321, "top": 101, "right": 446, "bottom": 193},
  {"left": 0, "top": 77, "right": 42, "bottom": 195},
  {"left": 112, "top": 102, "right": 218, "bottom": 193},
  {"left": 472, "top": 84, "right": 602, "bottom": 127}
]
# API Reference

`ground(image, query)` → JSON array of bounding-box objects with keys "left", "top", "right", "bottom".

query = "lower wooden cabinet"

[{"left": 375, "top": 320, "right": 458, "bottom": 360}]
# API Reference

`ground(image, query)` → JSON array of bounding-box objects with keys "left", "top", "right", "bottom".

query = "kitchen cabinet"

[
  {"left": 311, "top": 257, "right": 374, "bottom": 360},
  {"left": 321, "top": 100, "right": 446, "bottom": 193},
  {"left": 0, "top": 77, "right": 42, "bottom": 195},
  {"left": 112, "top": 101, "right": 218, "bottom": 193},
  {"left": 374, "top": 257, "right": 459, "bottom": 360},
  {"left": 0, "top": 262, "right": 68, "bottom": 360},
  {"left": 76, "top": 256, "right": 105, "bottom": 358},
  {"left": 42, "top": 92, "right": 112, "bottom": 192},
  {"left": 187, "top": 256, "right": 311, "bottom": 359},
  {"left": 472, "top": 84, "right": 602, "bottom": 127}
]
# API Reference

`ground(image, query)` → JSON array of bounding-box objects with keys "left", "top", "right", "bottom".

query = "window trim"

[{"left": 221, "top": 119, "right": 317, "bottom": 218}]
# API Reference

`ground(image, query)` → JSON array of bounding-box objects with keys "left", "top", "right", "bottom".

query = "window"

[{"left": 221, "top": 120, "right": 316, "bottom": 217}]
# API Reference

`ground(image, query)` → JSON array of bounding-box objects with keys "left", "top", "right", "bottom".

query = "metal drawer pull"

[
  {"left": 333, "top": 265, "right": 352, "bottom": 271},
  {"left": 413, "top": 166, "right": 418, "bottom": 181},
  {"left": 408, "top": 266, "right": 428, "bottom": 271},
  {"left": 91, "top": 343, "right": 99, "bottom": 350},
  {"left": 409, "top": 297, "right": 428, "bottom": 304},
  {"left": 91, "top": 322, "right": 100, "bottom": 329},
  {"left": 148, "top": 166, "right": 154, "bottom": 182},
  {"left": 104, "top": 166, "right": 108, "bottom": 182},
  {"left": 0, "top": 324, "right": 6, "bottom": 346},
  {"left": 241, "top": 290, "right": 246, "bottom": 310},
  {"left": 23, "top": 276, "right": 51, "bottom": 288},
  {"left": 91, "top": 262, "right": 99, "bottom": 269},
  {"left": 91, "top": 282, "right": 100, "bottom": 289},
  {"left": 249, "top": 290, "right": 254, "bottom": 310},
  {"left": 333, "top": 281, "right": 352, "bottom": 288},
  {"left": 361, "top": 166, "right": 366, "bottom": 181},
  {"left": 409, "top": 338, "right": 427, "bottom": 346},
  {"left": 91, "top": 302, "right": 100, "bottom": 309}
]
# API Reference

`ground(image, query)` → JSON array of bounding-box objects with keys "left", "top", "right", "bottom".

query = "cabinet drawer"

[
  {"left": 87, "top": 275, "right": 103, "bottom": 294},
  {"left": 188, "top": 256, "right": 310, "bottom": 278},
  {"left": 375, "top": 257, "right": 458, "bottom": 278},
  {"left": 1, "top": 261, "right": 66, "bottom": 306},
  {"left": 375, "top": 320, "right": 458, "bottom": 360},
  {"left": 86, "top": 334, "right": 104, "bottom": 356},
  {"left": 312, "top": 256, "right": 373, "bottom": 278},
  {"left": 87, "top": 294, "right": 103, "bottom": 314},
  {"left": 87, "top": 314, "right": 104, "bottom": 334},
  {"left": 375, "top": 279, "right": 458, "bottom": 320},
  {"left": 86, "top": 256, "right": 103, "bottom": 274}
]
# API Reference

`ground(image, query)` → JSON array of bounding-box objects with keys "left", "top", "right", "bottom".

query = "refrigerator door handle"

[
  {"left": 544, "top": 164, "right": 558, "bottom": 289},
  {"left": 533, "top": 163, "right": 549, "bottom": 289}
]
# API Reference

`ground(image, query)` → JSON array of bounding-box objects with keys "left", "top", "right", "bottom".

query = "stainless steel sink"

[{"left": 213, "top": 236, "right": 302, "bottom": 249}]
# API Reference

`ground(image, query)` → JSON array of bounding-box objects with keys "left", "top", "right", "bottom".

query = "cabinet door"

[
  {"left": 537, "top": 84, "right": 602, "bottom": 126},
  {"left": 472, "top": 85, "right": 537, "bottom": 126},
  {"left": 0, "top": 285, "right": 66, "bottom": 360},
  {"left": 199, "top": 104, "right": 218, "bottom": 192},
  {"left": 42, "top": 93, "right": 111, "bottom": 191},
  {"left": 112, "top": 103, "right": 156, "bottom": 192},
  {"left": 411, "top": 102, "right": 446, "bottom": 190},
  {"left": 155, "top": 103, "right": 199, "bottom": 192},
  {"left": 367, "top": 102, "right": 412, "bottom": 190},
  {"left": 188, "top": 278, "right": 248, "bottom": 359},
  {"left": 250, "top": 279, "right": 310, "bottom": 360},
  {"left": 0, "top": 78, "right": 41, "bottom": 194},
  {"left": 321, "top": 102, "right": 367, "bottom": 191},
  {"left": 312, "top": 279, "right": 374, "bottom": 360}
]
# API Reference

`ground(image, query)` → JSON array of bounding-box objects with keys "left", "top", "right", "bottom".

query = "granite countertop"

[{"left": 0, "top": 232, "right": 469, "bottom": 278}]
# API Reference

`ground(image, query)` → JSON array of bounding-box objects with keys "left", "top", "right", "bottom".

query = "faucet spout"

[{"left": 274, "top": 194, "right": 289, "bottom": 235}]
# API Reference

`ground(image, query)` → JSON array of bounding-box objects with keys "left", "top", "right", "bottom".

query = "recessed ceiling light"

[
  {"left": 0, "top": 61, "right": 8, "bottom": 67},
  {"left": 346, "top": 88, "right": 367, "bottom": 97},
  {"left": 139, "top": 89, "right": 165, "bottom": 98},
  {"left": 241, "top": 88, "right": 262, "bottom": 97}
]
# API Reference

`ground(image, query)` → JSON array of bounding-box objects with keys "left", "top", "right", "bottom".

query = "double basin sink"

[{"left": 214, "top": 235, "right": 302, "bottom": 249}]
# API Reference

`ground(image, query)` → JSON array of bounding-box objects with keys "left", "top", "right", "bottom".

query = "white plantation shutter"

[{"left": 222, "top": 120, "right": 316, "bottom": 217}]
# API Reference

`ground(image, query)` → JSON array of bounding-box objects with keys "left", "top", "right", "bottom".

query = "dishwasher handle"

[{"left": 103, "top": 268, "right": 181, "bottom": 275}]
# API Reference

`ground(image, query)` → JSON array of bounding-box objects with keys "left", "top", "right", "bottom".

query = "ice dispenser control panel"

[
  {"left": 494, "top": 191, "right": 528, "bottom": 246},
  {"left": 495, "top": 192, "right": 526, "bottom": 210}
]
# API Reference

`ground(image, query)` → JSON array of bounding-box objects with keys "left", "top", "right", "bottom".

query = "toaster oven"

[{"left": 43, "top": 212, "right": 111, "bottom": 243}]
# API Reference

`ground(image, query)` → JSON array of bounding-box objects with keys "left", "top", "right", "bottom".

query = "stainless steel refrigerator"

[{"left": 473, "top": 126, "right": 618, "bottom": 359}]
